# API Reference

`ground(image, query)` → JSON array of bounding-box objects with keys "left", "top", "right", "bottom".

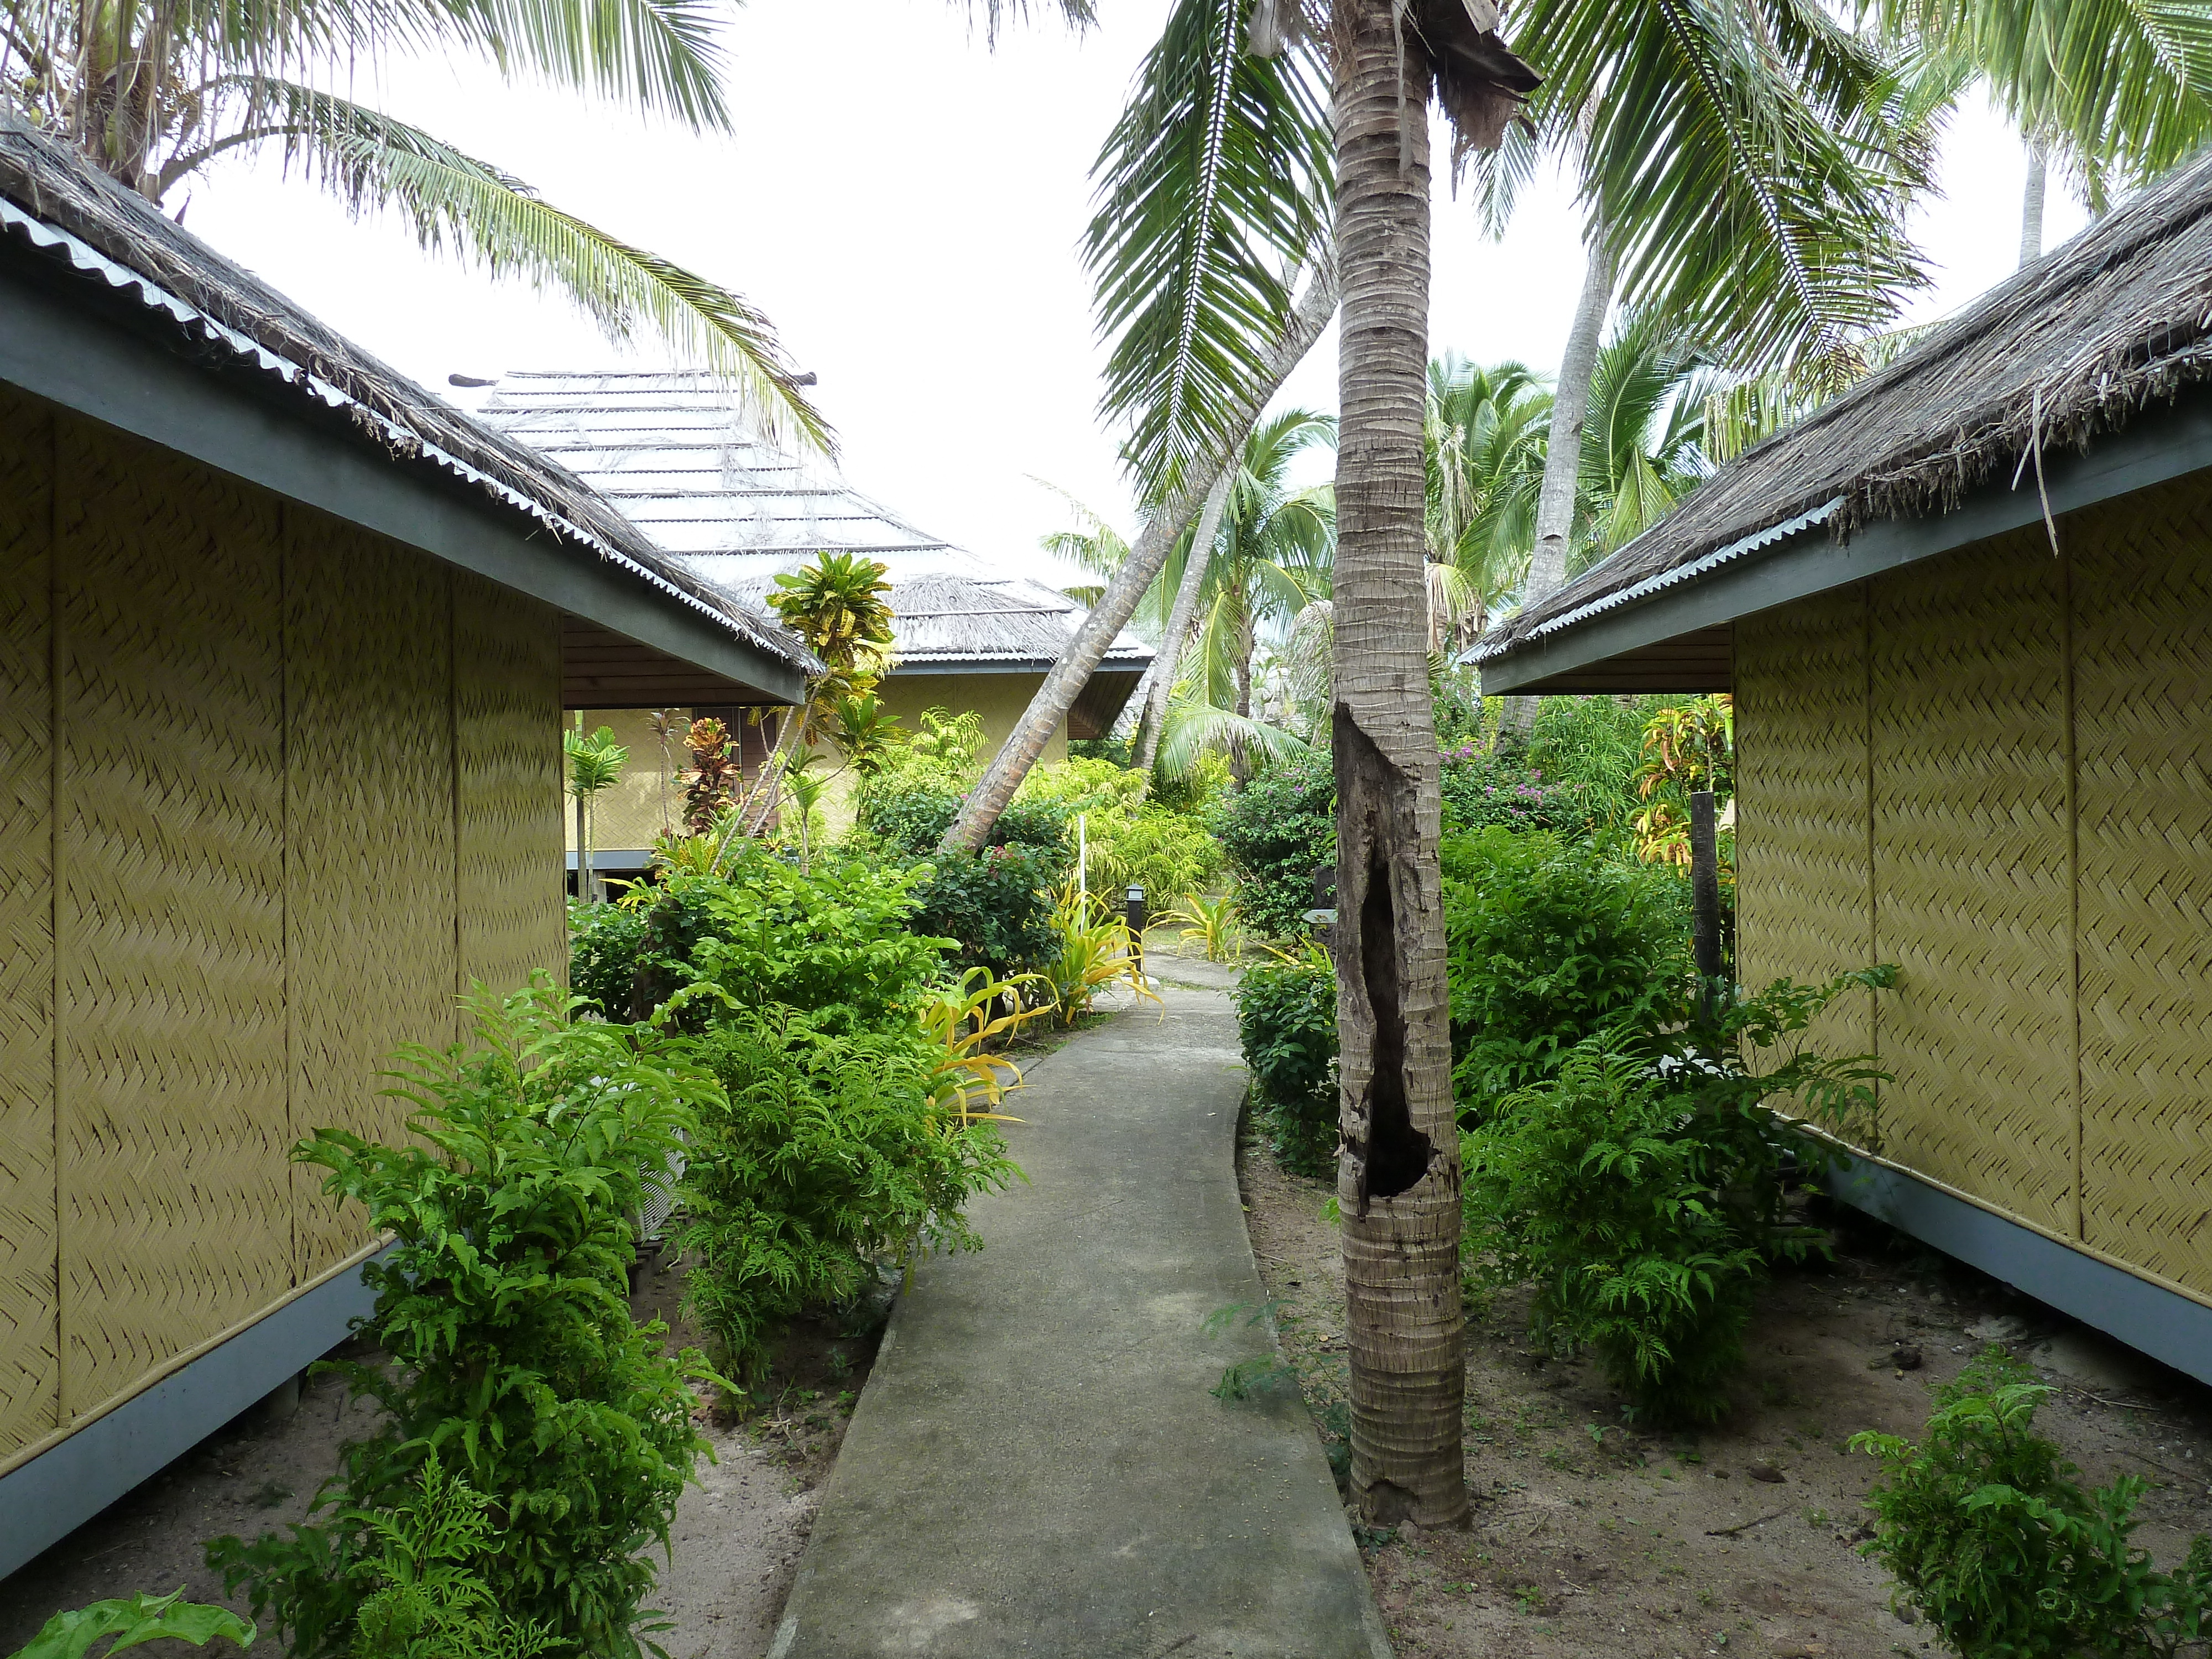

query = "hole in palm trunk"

[{"left": 1336, "top": 709, "right": 1432, "bottom": 1212}]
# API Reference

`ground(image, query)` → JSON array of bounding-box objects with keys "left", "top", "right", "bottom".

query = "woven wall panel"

[
  {"left": 1734, "top": 586, "right": 1875, "bottom": 1071},
  {"left": 2072, "top": 483, "right": 2212, "bottom": 1296},
  {"left": 53, "top": 417, "right": 293, "bottom": 1417},
  {"left": 1870, "top": 531, "right": 2075, "bottom": 1238},
  {"left": 0, "top": 390, "right": 59, "bottom": 1458},
  {"left": 287, "top": 515, "right": 456, "bottom": 1278},
  {"left": 456, "top": 575, "right": 565, "bottom": 1006}
]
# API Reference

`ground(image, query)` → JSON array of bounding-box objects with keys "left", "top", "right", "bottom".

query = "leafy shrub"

[
  {"left": 1437, "top": 746, "right": 1595, "bottom": 838},
  {"left": 1441, "top": 828, "right": 1692, "bottom": 1115},
  {"left": 1462, "top": 969, "right": 1892, "bottom": 1424},
  {"left": 210, "top": 980, "right": 718, "bottom": 1659},
  {"left": 909, "top": 843, "right": 1065, "bottom": 981},
  {"left": 653, "top": 851, "right": 947, "bottom": 1034},
  {"left": 348, "top": 1456, "right": 554, "bottom": 1659},
  {"left": 1018, "top": 758, "right": 1221, "bottom": 905},
  {"left": 1211, "top": 748, "right": 1334, "bottom": 938},
  {"left": 1854, "top": 1350, "right": 2212, "bottom": 1657},
  {"left": 1235, "top": 950, "right": 1339, "bottom": 1177},
  {"left": 567, "top": 899, "right": 648, "bottom": 1020},
  {"left": 677, "top": 1008, "right": 1017, "bottom": 1379},
  {"left": 1037, "top": 889, "right": 1147, "bottom": 1026},
  {"left": 1149, "top": 752, "right": 1231, "bottom": 817},
  {"left": 1523, "top": 694, "right": 1676, "bottom": 828},
  {"left": 854, "top": 778, "right": 962, "bottom": 854},
  {"left": 7, "top": 1592, "right": 254, "bottom": 1658}
]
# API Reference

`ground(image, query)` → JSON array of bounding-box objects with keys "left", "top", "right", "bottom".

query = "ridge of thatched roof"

[
  {"left": 1479, "top": 142, "right": 2212, "bottom": 660},
  {"left": 478, "top": 370, "right": 1153, "bottom": 672},
  {"left": 0, "top": 116, "right": 818, "bottom": 677}
]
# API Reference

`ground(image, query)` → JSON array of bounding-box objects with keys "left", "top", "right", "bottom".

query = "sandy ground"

[
  {"left": 1237, "top": 1119, "right": 2212, "bottom": 1659},
  {"left": 0, "top": 1246, "right": 874, "bottom": 1659}
]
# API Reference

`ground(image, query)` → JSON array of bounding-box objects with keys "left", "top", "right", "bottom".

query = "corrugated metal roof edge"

[{"left": 1462, "top": 499, "right": 1844, "bottom": 665}]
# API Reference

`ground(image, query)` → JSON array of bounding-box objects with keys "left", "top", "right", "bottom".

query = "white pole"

[{"left": 1078, "top": 813, "right": 1087, "bottom": 907}]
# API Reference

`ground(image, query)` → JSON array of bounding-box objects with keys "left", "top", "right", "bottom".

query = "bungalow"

[
  {"left": 473, "top": 371, "right": 1153, "bottom": 877},
  {"left": 0, "top": 118, "right": 816, "bottom": 1573},
  {"left": 1473, "top": 148, "right": 2212, "bottom": 1387}
]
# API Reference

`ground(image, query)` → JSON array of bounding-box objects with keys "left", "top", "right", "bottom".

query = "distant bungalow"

[{"left": 477, "top": 371, "right": 1154, "bottom": 883}]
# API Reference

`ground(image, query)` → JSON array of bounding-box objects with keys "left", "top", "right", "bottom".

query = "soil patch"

[
  {"left": 0, "top": 1249, "right": 879, "bottom": 1659},
  {"left": 1237, "top": 1119, "right": 2212, "bottom": 1658}
]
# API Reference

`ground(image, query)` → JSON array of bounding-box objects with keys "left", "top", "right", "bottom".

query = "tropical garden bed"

[{"left": 1239, "top": 1121, "right": 2212, "bottom": 1659}]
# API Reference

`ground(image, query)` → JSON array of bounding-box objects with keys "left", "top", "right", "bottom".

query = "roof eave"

[
  {"left": 1475, "top": 389, "right": 2212, "bottom": 697},
  {"left": 0, "top": 215, "right": 813, "bottom": 705}
]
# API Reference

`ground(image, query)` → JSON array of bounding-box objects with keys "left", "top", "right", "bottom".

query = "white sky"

[{"left": 179, "top": 0, "right": 2088, "bottom": 581}]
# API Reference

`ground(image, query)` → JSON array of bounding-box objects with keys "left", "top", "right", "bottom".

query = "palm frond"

[
  {"left": 452, "top": 0, "right": 732, "bottom": 130},
  {"left": 1875, "top": 0, "right": 2212, "bottom": 192},
  {"left": 1156, "top": 690, "right": 1309, "bottom": 779},
  {"left": 1505, "top": 0, "right": 1933, "bottom": 380},
  {"left": 1087, "top": 0, "right": 1333, "bottom": 495},
  {"left": 237, "top": 81, "right": 828, "bottom": 450},
  {"left": 948, "top": 0, "right": 1096, "bottom": 46}
]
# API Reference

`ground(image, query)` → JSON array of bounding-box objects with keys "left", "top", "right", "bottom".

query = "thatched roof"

[
  {"left": 1477, "top": 142, "right": 2212, "bottom": 662},
  {"left": 478, "top": 370, "right": 1155, "bottom": 673},
  {"left": 0, "top": 116, "right": 818, "bottom": 676}
]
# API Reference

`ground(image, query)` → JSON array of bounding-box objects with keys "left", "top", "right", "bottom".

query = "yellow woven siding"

[
  {"left": 2071, "top": 483, "right": 2212, "bottom": 1290},
  {"left": 564, "top": 708, "right": 679, "bottom": 856},
  {"left": 0, "top": 392, "right": 59, "bottom": 1459},
  {"left": 53, "top": 416, "right": 294, "bottom": 1420},
  {"left": 1869, "top": 531, "right": 2077, "bottom": 1238},
  {"left": 286, "top": 514, "right": 457, "bottom": 1281},
  {"left": 1734, "top": 586, "right": 1875, "bottom": 1069},
  {"left": 457, "top": 574, "right": 565, "bottom": 1001}
]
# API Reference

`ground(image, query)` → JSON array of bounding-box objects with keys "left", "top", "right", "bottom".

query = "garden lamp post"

[{"left": 1126, "top": 884, "right": 1146, "bottom": 981}]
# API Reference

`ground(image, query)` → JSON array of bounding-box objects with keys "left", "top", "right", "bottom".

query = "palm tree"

[
  {"left": 1573, "top": 310, "right": 1714, "bottom": 568},
  {"left": 1493, "top": 0, "right": 1936, "bottom": 737},
  {"left": 1871, "top": 1, "right": 2212, "bottom": 264},
  {"left": 1149, "top": 407, "right": 1333, "bottom": 773},
  {"left": 1423, "top": 353, "right": 1551, "bottom": 653},
  {"left": 946, "top": 0, "right": 1338, "bottom": 848},
  {"left": 4, "top": 0, "right": 1154, "bottom": 446}
]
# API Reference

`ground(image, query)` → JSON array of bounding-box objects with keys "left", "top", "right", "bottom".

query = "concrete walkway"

[{"left": 769, "top": 985, "right": 1390, "bottom": 1659}]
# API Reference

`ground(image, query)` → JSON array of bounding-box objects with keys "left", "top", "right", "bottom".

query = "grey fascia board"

[
  {"left": 0, "top": 1247, "right": 390, "bottom": 1578},
  {"left": 0, "top": 261, "right": 808, "bottom": 705},
  {"left": 1827, "top": 1155, "right": 2212, "bottom": 1388},
  {"left": 1479, "top": 393, "right": 2212, "bottom": 695}
]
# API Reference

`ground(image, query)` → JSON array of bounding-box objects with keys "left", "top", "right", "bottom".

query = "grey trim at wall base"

[
  {"left": 1826, "top": 1155, "right": 2212, "bottom": 1388},
  {"left": 1480, "top": 394, "right": 2212, "bottom": 695},
  {"left": 0, "top": 1247, "right": 392, "bottom": 1579},
  {"left": 0, "top": 261, "right": 806, "bottom": 706}
]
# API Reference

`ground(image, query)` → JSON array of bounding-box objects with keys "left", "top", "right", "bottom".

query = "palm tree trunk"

[
  {"left": 943, "top": 260, "right": 1339, "bottom": 852},
  {"left": 575, "top": 795, "right": 592, "bottom": 904},
  {"left": 1504, "top": 232, "right": 1615, "bottom": 743},
  {"left": 2020, "top": 137, "right": 2047, "bottom": 267},
  {"left": 1332, "top": 0, "right": 1466, "bottom": 1530},
  {"left": 1133, "top": 464, "right": 1235, "bottom": 773}
]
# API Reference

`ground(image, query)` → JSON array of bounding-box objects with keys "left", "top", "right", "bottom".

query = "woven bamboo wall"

[
  {"left": 1738, "top": 478, "right": 2212, "bottom": 1305},
  {"left": 1734, "top": 585, "right": 1874, "bottom": 1066},
  {"left": 2072, "top": 487, "right": 2212, "bottom": 1293},
  {"left": 0, "top": 388, "right": 567, "bottom": 1469},
  {"left": 457, "top": 575, "right": 566, "bottom": 1003},
  {"left": 0, "top": 391, "right": 58, "bottom": 1460}
]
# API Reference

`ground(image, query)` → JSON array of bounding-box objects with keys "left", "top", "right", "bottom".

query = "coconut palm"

[
  {"left": 1423, "top": 353, "right": 1551, "bottom": 653},
  {"left": 1868, "top": 1, "right": 2212, "bottom": 262},
  {"left": 960, "top": 0, "right": 1941, "bottom": 1527},
  {"left": 1572, "top": 310, "right": 1715, "bottom": 568},
  {"left": 0, "top": 0, "right": 832, "bottom": 439},
  {"left": 1194, "top": 409, "right": 1333, "bottom": 714},
  {"left": 0, "top": 0, "right": 1083, "bottom": 445},
  {"left": 1491, "top": 0, "right": 1936, "bottom": 735}
]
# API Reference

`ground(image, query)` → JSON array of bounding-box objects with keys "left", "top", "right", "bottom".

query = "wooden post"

[{"left": 1690, "top": 789, "right": 1723, "bottom": 1016}]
